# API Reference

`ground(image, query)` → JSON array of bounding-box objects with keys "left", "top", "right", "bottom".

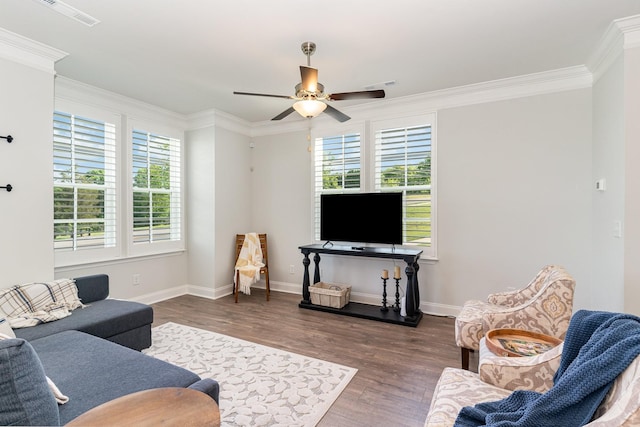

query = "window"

[
  {"left": 131, "top": 129, "right": 181, "bottom": 245},
  {"left": 313, "top": 114, "right": 436, "bottom": 257},
  {"left": 313, "top": 132, "right": 361, "bottom": 240},
  {"left": 374, "top": 122, "right": 433, "bottom": 249},
  {"left": 53, "top": 98, "right": 185, "bottom": 266},
  {"left": 53, "top": 111, "right": 116, "bottom": 252}
]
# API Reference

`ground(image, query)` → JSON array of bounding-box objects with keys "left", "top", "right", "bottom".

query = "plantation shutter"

[
  {"left": 375, "top": 124, "right": 432, "bottom": 247},
  {"left": 53, "top": 111, "right": 116, "bottom": 250},
  {"left": 132, "top": 129, "right": 181, "bottom": 244},
  {"left": 313, "top": 133, "right": 361, "bottom": 240}
]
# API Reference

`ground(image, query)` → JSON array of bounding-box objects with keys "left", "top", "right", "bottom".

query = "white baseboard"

[{"left": 130, "top": 280, "right": 461, "bottom": 318}]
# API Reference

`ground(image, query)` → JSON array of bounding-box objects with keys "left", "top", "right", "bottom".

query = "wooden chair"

[{"left": 234, "top": 233, "right": 270, "bottom": 303}]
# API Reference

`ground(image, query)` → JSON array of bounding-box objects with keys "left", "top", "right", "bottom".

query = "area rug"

[{"left": 143, "top": 322, "right": 357, "bottom": 427}]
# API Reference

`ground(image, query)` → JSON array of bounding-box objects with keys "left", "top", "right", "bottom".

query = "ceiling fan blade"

[
  {"left": 324, "top": 104, "right": 351, "bottom": 122},
  {"left": 328, "top": 89, "right": 386, "bottom": 101},
  {"left": 233, "top": 91, "right": 293, "bottom": 100},
  {"left": 300, "top": 66, "right": 319, "bottom": 92},
  {"left": 271, "top": 106, "right": 296, "bottom": 121}
]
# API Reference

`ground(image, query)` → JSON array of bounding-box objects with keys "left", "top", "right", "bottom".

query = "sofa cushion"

[
  {"left": 14, "top": 299, "right": 153, "bottom": 343},
  {"left": 0, "top": 338, "right": 59, "bottom": 426},
  {"left": 74, "top": 274, "right": 109, "bottom": 304},
  {"left": 30, "top": 330, "right": 202, "bottom": 425}
]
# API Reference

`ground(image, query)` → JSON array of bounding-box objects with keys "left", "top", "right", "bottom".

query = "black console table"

[{"left": 298, "top": 244, "right": 423, "bottom": 327}]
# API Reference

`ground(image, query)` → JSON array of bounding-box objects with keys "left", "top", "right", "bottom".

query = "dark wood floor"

[{"left": 151, "top": 290, "right": 477, "bottom": 427}]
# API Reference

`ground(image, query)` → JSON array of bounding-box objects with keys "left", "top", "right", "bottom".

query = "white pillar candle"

[
  {"left": 382, "top": 269, "right": 389, "bottom": 279},
  {"left": 394, "top": 266, "right": 401, "bottom": 279}
]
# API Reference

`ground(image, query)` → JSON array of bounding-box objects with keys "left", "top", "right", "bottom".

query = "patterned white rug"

[{"left": 143, "top": 322, "right": 357, "bottom": 427}]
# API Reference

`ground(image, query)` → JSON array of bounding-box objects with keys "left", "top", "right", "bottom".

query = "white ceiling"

[{"left": 1, "top": 0, "right": 640, "bottom": 123}]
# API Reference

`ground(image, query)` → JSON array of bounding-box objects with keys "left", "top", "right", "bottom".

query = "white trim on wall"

[
  {"left": 0, "top": 27, "right": 67, "bottom": 73},
  {"left": 242, "top": 65, "right": 591, "bottom": 138},
  {"left": 55, "top": 76, "right": 186, "bottom": 130},
  {"left": 588, "top": 14, "right": 640, "bottom": 83}
]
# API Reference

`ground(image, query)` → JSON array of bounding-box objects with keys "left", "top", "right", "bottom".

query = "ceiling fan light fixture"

[{"left": 293, "top": 99, "right": 327, "bottom": 118}]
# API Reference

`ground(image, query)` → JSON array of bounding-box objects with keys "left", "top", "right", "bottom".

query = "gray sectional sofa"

[
  {"left": 1, "top": 274, "right": 219, "bottom": 426},
  {"left": 14, "top": 274, "right": 153, "bottom": 351}
]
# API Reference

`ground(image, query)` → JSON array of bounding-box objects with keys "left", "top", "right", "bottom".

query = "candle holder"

[
  {"left": 380, "top": 277, "right": 389, "bottom": 312},
  {"left": 393, "top": 277, "right": 401, "bottom": 312}
]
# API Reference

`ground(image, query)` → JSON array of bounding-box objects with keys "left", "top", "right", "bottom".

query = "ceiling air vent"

[{"left": 32, "top": 0, "right": 100, "bottom": 27}]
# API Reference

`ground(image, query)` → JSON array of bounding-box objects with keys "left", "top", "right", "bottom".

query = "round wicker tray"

[{"left": 485, "top": 328, "right": 562, "bottom": 357}]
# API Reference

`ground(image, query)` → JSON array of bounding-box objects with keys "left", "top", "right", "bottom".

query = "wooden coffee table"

[{"left": 66, "top": 387, "right": 220, "bottom": 427}]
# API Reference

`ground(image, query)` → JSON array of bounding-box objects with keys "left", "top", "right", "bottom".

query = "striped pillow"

[{"left": 0, "top": 279, "right": 83, "bottom": 328}]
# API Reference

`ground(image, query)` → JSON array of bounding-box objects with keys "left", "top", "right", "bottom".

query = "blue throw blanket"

[{"left": 454, "top": 310, "right": 640, "bottom": 427}]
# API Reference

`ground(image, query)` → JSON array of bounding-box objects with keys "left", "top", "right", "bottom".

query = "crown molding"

[
  {"left": 247, "top": 65, "right": 592, "bottom": 138},
  {"left": 55, "top": 76, "right": 186, "bottom": 129},
  {"left": 618, "top": 14, "right": 640, "bottom": 49},
  {"left": 588, "top": 14, "right": 640, "bottom": 83},
  {"left": 0, "top": 27, "right": 67, "bottom": 73},
  {"left": 186, "top": 108, "right": 252, "bottom": 136}
]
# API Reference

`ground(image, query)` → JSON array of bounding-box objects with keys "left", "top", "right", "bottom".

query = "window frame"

[
  {"left": 53, "top": 100, "right": 121, "bottom": 266},
  {"left": 53, "top": 100, "right": 186, "bottom": 268},
  {"left": 311, "top": 114, "right": 437, "bottom": 259},
  {"left": 126, "top": 118, "right": 185, "bottom": 257},
  {"left": 311, "top": 122, "right": 366, "bottom": 242},
  {"left": 371, "top": 114, "right": 436, "bottom": 259}
]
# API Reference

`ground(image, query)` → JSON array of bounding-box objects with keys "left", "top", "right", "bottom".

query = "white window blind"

[
  {"left": 375, "top": 124, "right": 432, "bottom": 247},
  {"left": 313, "top": 133, "right": 361, "bottom": 240},
  {"left": 53, "top": 111, "right": 116, "bottom": 251},
  {"left": 132, "top": 129, "right": 181, "bottom": 244}
]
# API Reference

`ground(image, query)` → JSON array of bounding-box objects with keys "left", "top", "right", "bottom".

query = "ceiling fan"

[{"left": 233, "top": 42, "right": 385, "bottom": 122}]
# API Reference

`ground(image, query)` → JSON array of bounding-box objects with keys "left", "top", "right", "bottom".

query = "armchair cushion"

[
  {"left": 478, "top": 337, "right": 562, "bottom": 393},
  {"left": 424, "top": 367, "right": 511, "bottom": 426}
]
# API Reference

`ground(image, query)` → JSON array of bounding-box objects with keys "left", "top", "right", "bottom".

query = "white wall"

[
  {"left": 592, "top": 54, "right": 625, "bottom": 311},
  {"left": 435, "top": 90, "right": 592, "bottom": 311},
  {"left": 623, "top": 46, "right": 640, "bottom": 315},
  {"left": 185, "top": 122, "right": 253, "bottom": 297},
  {"left": 186, "top": 126, "right": 216, "bottom": 290},
  {"left": 244, "top": 90, "right": 593, "bottom": 314},
  {"left": 214, "top": 126, "right": 252, "bottom": 291},
  {"left": 249, "top": 130, "right": 312, "bottom": 293},
  {"left": 0, "top": 55, "right": 55, "bottom": 287},
  {"left": 56, "top": 254, "right": 188, "bottom": 302}
]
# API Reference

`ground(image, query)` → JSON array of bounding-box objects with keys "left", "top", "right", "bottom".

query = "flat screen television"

[{"left": 320, "top": 192, "right": 403, "bottom": 245}]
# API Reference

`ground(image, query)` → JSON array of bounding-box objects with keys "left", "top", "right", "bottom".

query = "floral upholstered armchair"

[
  {"left": 425, "top": 337, "right": 640, "bottom": 426},
  {"left": 454, "top": 265, "right": 576, "bottom": 370}
]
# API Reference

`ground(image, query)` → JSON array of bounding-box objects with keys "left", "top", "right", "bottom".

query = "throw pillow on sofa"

[
  {"left": 0, "top": 332, "right": 69, "bottom": 404},
  {"left": 0, "top": 337, "right": 60, "bottom": 426},
  {"left": 0, "top": 279, "right": 83, "bottom": 328}
]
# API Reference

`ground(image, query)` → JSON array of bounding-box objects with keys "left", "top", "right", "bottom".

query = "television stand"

[{"left": 298, "top": 244, "right": 423, "bottom": 327}]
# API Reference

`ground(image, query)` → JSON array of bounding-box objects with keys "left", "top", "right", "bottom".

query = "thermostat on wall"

[{"left": 595, "top": 179, "right": 606, "bottom": 191}]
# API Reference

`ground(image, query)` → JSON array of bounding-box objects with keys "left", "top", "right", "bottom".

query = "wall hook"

[
  {"left": 1, "top": 135, "right": 13, "bottom": 143},
  {"left": 1, "top": 184, "right": 12, "bottom": 192}
]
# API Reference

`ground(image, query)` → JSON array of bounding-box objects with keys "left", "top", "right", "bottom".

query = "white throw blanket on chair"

[{"left": 234, "top": 233, "right": 265, "bottom": 295}]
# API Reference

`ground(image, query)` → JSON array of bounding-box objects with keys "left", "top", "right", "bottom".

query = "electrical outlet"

[
  {"left": 132, "top": 274, "right": 141, "bottom": 286},
  {"left": 289, "top": 265, "right": 295, "bottom": 274}
]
